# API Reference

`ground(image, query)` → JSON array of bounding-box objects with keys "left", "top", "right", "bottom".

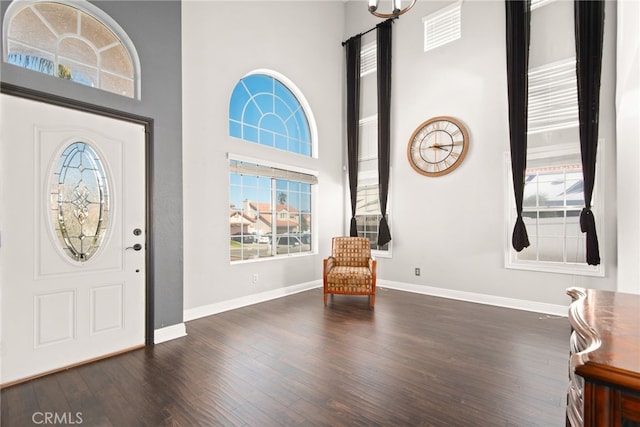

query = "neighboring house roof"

[
  {"left": 245, "top": 201, "right": 300, "bottom": 228},
  {"left": 229, "top": 210, "right": 255, "bottom": 225},
  {"left": 259, "top": 213, "right": 298, "bottom": 228},
  {"left": 249, "top": 202, "right": 299, "bottom": 215}
]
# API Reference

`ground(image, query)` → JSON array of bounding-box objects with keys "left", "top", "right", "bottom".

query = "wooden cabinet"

[{"left": 567, "top": 288, "right": 640, "bottom": 427}]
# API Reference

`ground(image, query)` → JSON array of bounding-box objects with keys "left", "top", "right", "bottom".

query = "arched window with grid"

[
  {"left": 3, "top": 0, "right": 141, "bottom": 99},
  {"left": 229, "top": 71, "right": 313, "bottom": 157}
]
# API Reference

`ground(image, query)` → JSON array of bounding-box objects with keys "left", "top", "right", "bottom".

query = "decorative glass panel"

[
  {"left": 8, "top": 6, "right": 57, "bottom": 51},
  {"left": 80, "top": 13, "right": 118, "bottom": 49},
  {"left": 51, "top": 142, "right": 110, "bottom": 262},
  {"left": 5, "top": 1, "right": 138, "bottom": 99},
  {"left": 58, "top": 37, "right": 97, "bottom": 65},
  {"left": 35, "top": 2, "right": 77, "bottom": 35},
  {"left": 101, "top": 45, "right": 134, "bottom": 75}
]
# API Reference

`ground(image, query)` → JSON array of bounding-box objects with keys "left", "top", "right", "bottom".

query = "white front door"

[{"left": 0, "top": 94, "right": 146, "bottom": 385}]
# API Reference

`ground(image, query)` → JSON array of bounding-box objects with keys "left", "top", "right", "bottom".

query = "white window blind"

[
  {"left": 528, "top": 58, "right": 579, "bottom": 134},
  {"left": 360, "top": 41, "right": 377, "bottom": 77},
  {"left": 531, "top": 0, "right": 556, "bottom": 11},
  {"left": 358, "top": 115, "right": 378, "bottom": 173},
  {"left": 230, "top": 160, "right": 318, "bottom": 185},
  {"left": 423, "top": 1, "right": 462, "bottom": 52}
]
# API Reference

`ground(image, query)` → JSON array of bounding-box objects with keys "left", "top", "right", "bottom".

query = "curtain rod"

[{"left": 341, "top": 17, "right": 396, "bottom": 46}]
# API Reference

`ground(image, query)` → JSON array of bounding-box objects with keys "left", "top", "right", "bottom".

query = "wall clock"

[{"left": 407, "top": 116, "right": 469, "bottom": 177}]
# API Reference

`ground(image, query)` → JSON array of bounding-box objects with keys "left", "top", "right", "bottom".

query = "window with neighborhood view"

[
  {"left": 228, "top": 71, "right": 316, "bottom": 262},
  {"left": 505, "top": 145, "right": 603, "bottom": 276},
  {"left": 229, "top": 159, "right": 315, "bottom": 262},
  {"left": 3, "top": 0, "right": 140, "bottom": 98}
]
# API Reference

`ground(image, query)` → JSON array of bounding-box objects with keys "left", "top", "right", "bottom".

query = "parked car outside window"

[{"left": 275, "top": 235, "right": 310, "bottom": 254}]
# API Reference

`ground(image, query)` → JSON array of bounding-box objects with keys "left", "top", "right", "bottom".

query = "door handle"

[{"left": 126, "top": 243, "right": 143, "bottom": 251}]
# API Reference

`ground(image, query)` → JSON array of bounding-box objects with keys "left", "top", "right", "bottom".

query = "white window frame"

[
  {"left": 229, "top": 69, "right": 318, "bottom": 159},
  {"left": 3, "top": 0, "right": 141, "bottom": 99},
  {"left": 504, "top": 143, "right": 604, "bottom": 276},
  {"left": 355, "top": 170, "right": 392, "bottom": 259},
  {"left": 229, "top": 153, "right": 317, "bottom": 264},
  {"left": 422, "top": 1, "right": 462, "bottom": 53},
  {"left": 350, "top": 115, "right": 392, "bottom": 258}
]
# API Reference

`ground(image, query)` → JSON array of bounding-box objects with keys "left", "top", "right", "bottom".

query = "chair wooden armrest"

[
  {"left": 369, "top": 258, "right": 377, "bottom": 296},
  {"left": 324, "top": 256, "right": 335, "bottom": 274}
]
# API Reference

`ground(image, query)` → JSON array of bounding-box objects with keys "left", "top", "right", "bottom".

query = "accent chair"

[{"left": 323, "top": 236, "right": 377, "bottom": 308}]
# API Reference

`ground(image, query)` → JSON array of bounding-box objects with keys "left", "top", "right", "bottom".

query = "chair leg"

[
  {"left": 324, "top": 292, "right": 328, "bottom": 306},
  {"left": 370, "top": 293, "right": 375, "bottom": 308}
]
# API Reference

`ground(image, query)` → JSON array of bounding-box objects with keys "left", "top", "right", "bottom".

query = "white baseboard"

[
  {"left": 183, "top": 280, "right": 321, "bottom": 322},
  {"left": 182, "top": 279, "right": 567, "bottom": 324},
  {"left": 154, "top": 322, "right": 187, "bottom": 344},
  {"left": 379, "top": 280, "right": 568, "bottom": 317}
]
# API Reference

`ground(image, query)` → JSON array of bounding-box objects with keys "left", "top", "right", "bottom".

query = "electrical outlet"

[
  {"left": 415, "top": 267, "right": 420, "bottom": 276},
  {"left": 252, "top": 273, "right": 259, "bottom": 284}
]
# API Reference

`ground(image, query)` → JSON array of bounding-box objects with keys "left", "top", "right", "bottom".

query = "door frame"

[{"left": 1, "top": 82, "right": 155, "bottom": 345}]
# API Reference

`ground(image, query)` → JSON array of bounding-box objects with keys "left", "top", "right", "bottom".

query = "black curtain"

[
  {"left": 575, "top": 0, "right": 604, "bottom": 266},
  {"left": 376, "top": 19, "right": 392, "bottom": 246},
  {"left": 345, "top": 35, "right": 362, "bottom": 237},
  {"left": 505, "top": 0, "right": 531, "bottom": 252}
]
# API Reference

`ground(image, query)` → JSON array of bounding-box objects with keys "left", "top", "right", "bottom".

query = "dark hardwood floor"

[{"left": 1, "top": 287, "right": 570, "bottom": 426}]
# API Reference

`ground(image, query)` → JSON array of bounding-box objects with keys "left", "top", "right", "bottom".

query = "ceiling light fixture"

[{"left": 368, "top": 0, "right": 417, "bottom": 18}]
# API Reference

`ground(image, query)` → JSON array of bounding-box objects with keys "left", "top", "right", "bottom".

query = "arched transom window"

[
  {"left": 3, "top": 0, "right": 140, "bottom": 98},
  {"left": 229, "top": 72, "right": 314, "bottom": 157}
]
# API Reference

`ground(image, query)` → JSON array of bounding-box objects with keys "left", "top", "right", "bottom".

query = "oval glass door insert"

[{"left": 51, "top": 141, "right": 110, "bottom": 262}]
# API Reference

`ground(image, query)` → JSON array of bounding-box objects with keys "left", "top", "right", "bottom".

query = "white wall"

[
  {"left": 182, "top": 0, "right": 623, "bottom": 318},
  {"left": 616, "top": 0, "right": 640, "bottom": 294},
  {"left": 182, "top": 1, "right": 346, "bottom": 315},
  {"left": 344, "top": 0, "right": 618, "bottom": 307}
]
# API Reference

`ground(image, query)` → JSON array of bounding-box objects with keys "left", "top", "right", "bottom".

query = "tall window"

[
  {"left": 505, "top": 145, "right": 603, "bottom": 276},
  {"left": 229, "top": 72, "right": 313, "bottom": 157},
  {"left": 3, "top": 0, "right": 140, "bottom": 98},
  {"left": 506, "top": 0, "right": 601, "bottom": 274},
  {"left": 228, "top": 71, "right": 316, "bottom": 262},
  {"left": 355, "top": 116, "right": 390, "bottom": 254},
  {"left": 229, "top": 158, "right": 315, "bottom": 262}
]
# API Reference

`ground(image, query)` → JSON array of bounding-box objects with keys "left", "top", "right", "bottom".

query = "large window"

[
  {"left": 3, "top": 0, "right": 140, "bottom": 98},
  {"left": 229, "top": 72, "right": 314, "bottom": 157},
  {"left": 505, "top": 0, "right": 602, "bottom": 275},
  {"left": 505, "top": 145, "right": 603, "bottom": 276},
  {"left": 228, "top": 71, "right": 316, "bottom": 262},
  {"left": 229, "top": 158, "right": 315, "bottom": 262}
]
